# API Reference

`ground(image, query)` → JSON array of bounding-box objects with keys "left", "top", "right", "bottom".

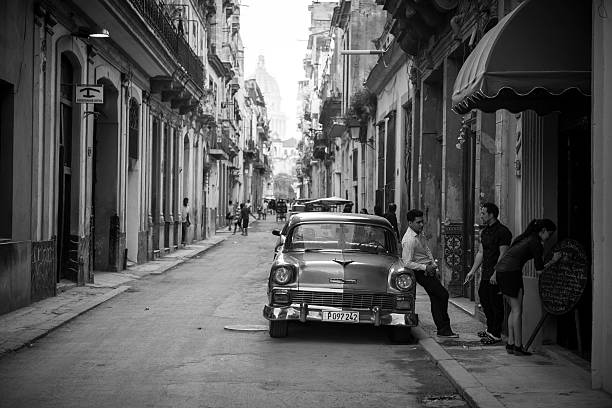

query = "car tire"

[
  {"left": 388, "top": 326, "right": 416, "bottom": 344},
  {"left": 269, "top": 321, "right": 288, "bottom": 338}
]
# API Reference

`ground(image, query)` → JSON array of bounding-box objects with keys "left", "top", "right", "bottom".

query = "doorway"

[
  {"left": 92, "top": 79, "right": 119, "bottom": 271},
  {"left": 557, "top": 113, "right": 592, "bottom": 360},
  {"left": 57, "top": 54, "right": 81, "bottom": 282},
  {"left": 126, "top": 98, "right": 140, "bottom": 265}
]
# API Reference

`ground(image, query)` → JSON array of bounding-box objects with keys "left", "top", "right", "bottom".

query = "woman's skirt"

[{"left": 496, "top": 270, "right": 523, "bottom": 298}]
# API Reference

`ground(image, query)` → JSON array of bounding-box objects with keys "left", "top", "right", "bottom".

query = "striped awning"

[{"left": 452, "top": 0, "right": 590, "bottom": 115}]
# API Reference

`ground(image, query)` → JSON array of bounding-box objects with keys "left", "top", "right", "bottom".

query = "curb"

[{"left": 412, "top": 326, "right": 504, "bottom": 408}]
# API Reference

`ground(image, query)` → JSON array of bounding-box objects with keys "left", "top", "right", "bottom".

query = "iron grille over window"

[{"left": 128, "top": 98, "right": 139, "bottom": 160}]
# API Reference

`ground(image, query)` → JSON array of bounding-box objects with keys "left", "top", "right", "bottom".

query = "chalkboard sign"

[{"left": 538, "top": 239, "right": 588, "bottom": 315}]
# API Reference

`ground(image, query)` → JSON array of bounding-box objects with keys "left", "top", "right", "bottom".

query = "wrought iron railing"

[{"left": 128, "top": 0, "right": 204, "bottom": 91}]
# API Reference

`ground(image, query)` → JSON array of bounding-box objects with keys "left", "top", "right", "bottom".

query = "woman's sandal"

[
  {"left": 506, "top": 344, "right": 515, "bottom": 354},
  {"left": 513, "top": 346, "right": 532, "bottom": 356},
  {"left": 481, "top": 334, "right": 501, "bottom": 345}
]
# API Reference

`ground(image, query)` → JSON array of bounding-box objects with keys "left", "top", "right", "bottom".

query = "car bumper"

[{"left": 263, "top": 304, "right": 418, "bottom": 327}]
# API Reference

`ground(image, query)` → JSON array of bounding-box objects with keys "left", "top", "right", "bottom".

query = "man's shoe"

[
  {"left": 437, "top": 330, "right": 459, "bottom": 338},
  {"left": 506, "top": 344, "right": 514, "bottom": 354},
  {"left": 481, "top": 333, "right": 501, "bottom": 345}
]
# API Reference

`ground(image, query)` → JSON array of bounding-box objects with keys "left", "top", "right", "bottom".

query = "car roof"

[{"left": 286, "top": 212, "right": 393, "bottom": 229}]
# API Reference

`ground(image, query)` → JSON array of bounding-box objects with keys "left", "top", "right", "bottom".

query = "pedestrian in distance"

[
  {"left": 262, "top": 200, "right": 268, "bottom": 220},
  {"left": 492, "top": 218, "right": 562, "bottom": 356},
  {"left": 181, "top": 197, "right": 191, "bottom": 245},
  {"left": 241, "top": 203, "right": 253, "bottom": 236},
  {"left": 383, "top": 203, "right": 400, "bottom": 241},
  {"left": 343, "top": 202, "right": 353, "bottom": 213},
  {"left": 402, "top": 209, "right": 457, "bottom": 338},
  {"left": 232, "top": 202, "right": 242, "bottom": 234},
  {"left": 226, "top": 200, "right": 234, "bottom": 231},
  {"left": 464, "top": 203, "right": 512, "bottom": 346},
  {"left": 360, "top": 208, "right": 369, "bottom": 214},
  {"left": 374, "top": 205, "right": 383, "bottom": 217}
]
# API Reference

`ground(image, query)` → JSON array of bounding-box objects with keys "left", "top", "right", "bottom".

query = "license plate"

[{"left": 322, "top": 311, "right": 359, "bottom": 323}]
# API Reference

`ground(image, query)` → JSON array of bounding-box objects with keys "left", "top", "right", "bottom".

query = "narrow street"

[{"left": 0, "top": 218, "right": 466, "bottom": 408}]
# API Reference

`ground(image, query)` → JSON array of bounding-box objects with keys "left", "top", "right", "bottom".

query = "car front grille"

[{"left": 290, "top": 290, "right": 395, "bottom": 310}]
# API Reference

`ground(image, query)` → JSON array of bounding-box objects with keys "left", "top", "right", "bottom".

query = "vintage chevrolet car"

[{"left": 263, "top": 212, "right": 418, "bottom": 339}]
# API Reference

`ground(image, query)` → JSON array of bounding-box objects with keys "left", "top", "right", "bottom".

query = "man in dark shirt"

[
  {"left": 383, "top": 203, "right": 400, "bottom": 240},
  {"left": 465, "top": 203, "right": 512, "bottom": 344}
]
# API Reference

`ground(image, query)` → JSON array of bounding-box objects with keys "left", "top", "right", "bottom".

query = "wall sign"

[{"left": 75, "top": 85, "right": 104, "bottom": 104}]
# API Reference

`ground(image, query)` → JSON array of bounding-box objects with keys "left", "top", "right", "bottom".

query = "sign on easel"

[
  {"left": 539, "top": 239, "right": 588, "bottom": 315},
  {"left": 525, "top": 239, "right": 589, "bottom": 350},
  {"left": 75, "top": 85, "right": 104, "bottom": 104}
]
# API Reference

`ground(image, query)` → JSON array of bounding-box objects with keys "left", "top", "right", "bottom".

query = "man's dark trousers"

[
  {"left": 478, "top": 279, "right": 504, "bottom": 338},
  {"left": 415, "top": 270, "right": 452, "bottom": 333}
]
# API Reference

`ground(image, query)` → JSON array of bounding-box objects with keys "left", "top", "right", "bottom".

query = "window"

[
  {"left": 287, "top": 223, "right": 395, "bottom": 253},
  {"left": 128, "top": 98, "right": 139, "bottom": 160},
  {"left": 0, "top": 79, "right": 14, "bottom": 239}
]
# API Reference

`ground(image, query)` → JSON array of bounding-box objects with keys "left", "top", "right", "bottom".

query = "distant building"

[
  {"left": 270, "top": 136, "right": 299, "bottom": 177},
  {"left": 252, "top": 56, "right": 287, "bottom": 141}
]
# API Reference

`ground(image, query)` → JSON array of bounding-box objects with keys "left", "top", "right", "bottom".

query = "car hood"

[{"left": 282, "top": 250, "right": 399, "bottom": 292}]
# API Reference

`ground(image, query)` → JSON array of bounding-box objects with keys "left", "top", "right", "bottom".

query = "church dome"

[{"left": 252, "top": 55, "right": 281, "bottom": 111}]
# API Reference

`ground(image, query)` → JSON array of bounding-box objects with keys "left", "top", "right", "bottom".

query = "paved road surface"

[{"left": 0, "top": 217, "right": 467, "bottom": 408}]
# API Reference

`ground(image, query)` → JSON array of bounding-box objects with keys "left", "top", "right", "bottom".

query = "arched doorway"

[
  {"left": 126, "top": 97, "right": 140, "bottom": 264},
  {"left": 92, "top": 78, "right": 119, "bottom": 271},
  {"left": 57, "top": 53, "right": 82, "bottom": 282}
]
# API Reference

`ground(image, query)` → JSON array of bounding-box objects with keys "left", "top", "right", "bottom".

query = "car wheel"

[
  {"left": 387, "top": 326, "right": 416, "bottom": 344},
  {"left": 269, "top": 321, "right": 288, "bottom": 338}
]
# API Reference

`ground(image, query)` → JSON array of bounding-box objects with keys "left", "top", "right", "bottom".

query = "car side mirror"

[{"left": 272, "top": 229, "right": 281, "bottom": 236}]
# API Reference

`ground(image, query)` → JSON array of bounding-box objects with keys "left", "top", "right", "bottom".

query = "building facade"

[
  {"left": 0, "top": 0, "right": 270, "bottom": 316},
  {"left": 297, "top": 0, "right": 612, "bottom": 394}
]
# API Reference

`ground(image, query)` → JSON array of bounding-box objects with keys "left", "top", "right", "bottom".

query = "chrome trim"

[
  {"left": 373, "top": 306, "right": 381, "bottom": 326},
  {"left": 290, "top": 290, "right": 395, "bottom": 309},
  {"left": 332, "top": 259, "right": 354, "bottom": 266},
  {"left": 262, "top": 304, "right": 418, "bottom": 327},
  {"left": 328, "top": 278, "right": 359, "bottom": 284}
]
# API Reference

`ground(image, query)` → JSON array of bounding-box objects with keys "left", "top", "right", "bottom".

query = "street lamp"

[
  {"left": 348, "top": 121, "right": 374, "bottom": 149},
  {"left": 71, "top": 26, "right": 110, "bottom": 38}
]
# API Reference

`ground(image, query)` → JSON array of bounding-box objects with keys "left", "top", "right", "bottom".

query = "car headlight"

[
  {"left": 395, "top": 273, "right": 414, "bottom": 290},
  {"left": 272, "top": 266, "right": 293, "bottom": 285}
]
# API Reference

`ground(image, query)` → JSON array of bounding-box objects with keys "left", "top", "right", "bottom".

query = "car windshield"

[{"left": 286, "top": 223, "right": 396, "bottom": 253}]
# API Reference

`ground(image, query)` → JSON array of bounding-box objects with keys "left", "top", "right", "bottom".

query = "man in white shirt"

[{"left": 401, "top": 209, "right": 457, "bottom": 338}]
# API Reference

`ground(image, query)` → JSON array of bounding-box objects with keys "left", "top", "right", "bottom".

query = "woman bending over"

[{"left": 491, "top": 219, "right": 561, "bottom": 356}]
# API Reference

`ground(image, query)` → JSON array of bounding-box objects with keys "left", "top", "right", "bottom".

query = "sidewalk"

[
  {"left": 0, "top": 233, "right": 227, "bottom": 358},
  {"left": 415, "top": 286, "right": 612, "bottom": 408}
]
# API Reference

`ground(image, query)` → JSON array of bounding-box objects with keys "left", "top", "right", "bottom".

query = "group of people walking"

[
  {"left": 226, "top": 200, "right": 257, "bottom": 236},
  {"left": 400, "top": 203, "right": 561, "bottom": 354}
]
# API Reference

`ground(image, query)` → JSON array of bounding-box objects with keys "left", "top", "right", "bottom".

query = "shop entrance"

[{"left": 556, "top": 113, "right": 592, "bottom": 361}]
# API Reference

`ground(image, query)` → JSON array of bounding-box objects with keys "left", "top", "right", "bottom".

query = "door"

[{"left": 461, "top": 125, "right": 477, "bottom": 299}]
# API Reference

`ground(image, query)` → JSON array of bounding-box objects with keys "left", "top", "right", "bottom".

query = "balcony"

[
  {"left": 319, "top": 96, "right": 342, "bottom": 133},
  {"left": 128, "top": 0, "right": 204, "bottom": 91},
  {"left": 209, "top": 130, "right": 231, "bottom": 161}
]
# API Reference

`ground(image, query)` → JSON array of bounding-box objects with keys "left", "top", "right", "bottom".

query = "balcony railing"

[{"left": 129, "top": 0, "right": 204, "bottom": 92}]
